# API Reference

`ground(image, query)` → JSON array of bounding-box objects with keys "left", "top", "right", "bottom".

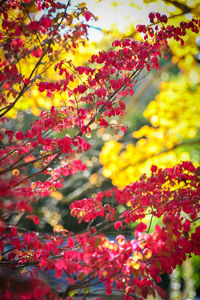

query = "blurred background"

[{"left": 2, "top": 0, "right": 200, "bottom": 298}]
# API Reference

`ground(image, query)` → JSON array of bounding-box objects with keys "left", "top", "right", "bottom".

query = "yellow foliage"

[
  {"left": 100, "top": 73, "right": 200, "bottom": 188},
  {"left": 100, "top": 1, "right": 200, "bottom": 188},
  {"left": 53, "top": 224, "right": 64, "bottom": 232},
  {"left": 50, "top": 191, "right": 63, "bottom": 201},
  {"left": 168, "top": 17, "right": 200, "bottom": 75},
  {"left": 1, "top": 39, "right": 101, "bottom": 117},
  {"left": 144, "top": 76, "right": 200, "bottom": 139}
]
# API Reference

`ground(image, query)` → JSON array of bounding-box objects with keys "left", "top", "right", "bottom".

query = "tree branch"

[
  {"left": 0, "top": 0, "right": 71, "bottom": 118},
  {"left": 0, "top": 0, "right": 6, "bottom": 8}
]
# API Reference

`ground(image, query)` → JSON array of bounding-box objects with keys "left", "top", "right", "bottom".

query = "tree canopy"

[{"left": 0, "top": 0, "right": 200, "bottom": 299}]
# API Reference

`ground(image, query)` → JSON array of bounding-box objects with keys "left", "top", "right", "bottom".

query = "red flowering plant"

[{"left": 0, "top": 0, "right": 200, "bottom": 299}]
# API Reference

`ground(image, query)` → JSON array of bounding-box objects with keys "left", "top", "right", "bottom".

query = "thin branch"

[
  {"left": 191, "top": 217, "right": 200, "bottom": 223},
  {"left": 0, "top": 150, "right": 57, "bottom": 176},
  {"left": 147, "top": 214, "right": 153, "bottom": 233},
  {"left": 0, "top": 84, "right": 29, "bottom": 117},
  {"left": 13, "top": 151, "right": 62, "bottom": 187},
  {"left": 0, "top": 0, "right": 71, "bottom": 118},
  {"left": 120, "top": 60, "right": 175, "bottom": 122},
  {"left": 166, "top": 0, "right": 192, "bottom": 13},
  {"left": 21, "top": 2, "right": 42, "bottom": 47},
  {"left": 12, "top": 68, "right": 141, "bottom": 187}
]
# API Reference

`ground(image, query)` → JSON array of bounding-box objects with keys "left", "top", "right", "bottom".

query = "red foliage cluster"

[
  {"left": 69, "top": 162, "right": 200, "bottom": 298},
  {"left": 0, "top": 1, "right": 199, "bottom": 299}
]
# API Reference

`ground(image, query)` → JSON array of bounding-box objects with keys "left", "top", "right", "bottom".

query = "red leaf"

[
  {"left": 28, "top": 215, "right": 40, "bottom": 225},
  {"left": 121, "top": 126, "right": 127, "bottom": 134},
  {"left": 84, "top": 11, "right": 93, "bottom": 22},
  {"left": 114, "top": 221, "right": 123, "bottom": 230},
  {"left": 129, "top": 89, "right": 134, "bottom": 96},
  {"left": 16, "top": 131, "right": 24, "bottom": 140},
  {"left": 32, "top": 48, "right": 43, "bottom": 58},
  {"left": 155, "top": 286, "right": 168, "bottom": 299}
]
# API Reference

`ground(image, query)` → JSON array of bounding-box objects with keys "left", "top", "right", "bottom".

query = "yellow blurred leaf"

[
  {"left": 12, "top": 169, "right": 20, "bottom": 176},
  {"left": 50, "top": 191, "right": 63, "bottom": 201},
  {"left": 53, "top": 224, "right": 64, "bottom": 232}
]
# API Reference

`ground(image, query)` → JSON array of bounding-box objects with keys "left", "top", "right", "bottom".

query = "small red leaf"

[
  {"left": 84, "top": 11, "right": 93, "bottom": 22},
  {"left": 32, "top": 48, "right": 43, "bottom": 58}
]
